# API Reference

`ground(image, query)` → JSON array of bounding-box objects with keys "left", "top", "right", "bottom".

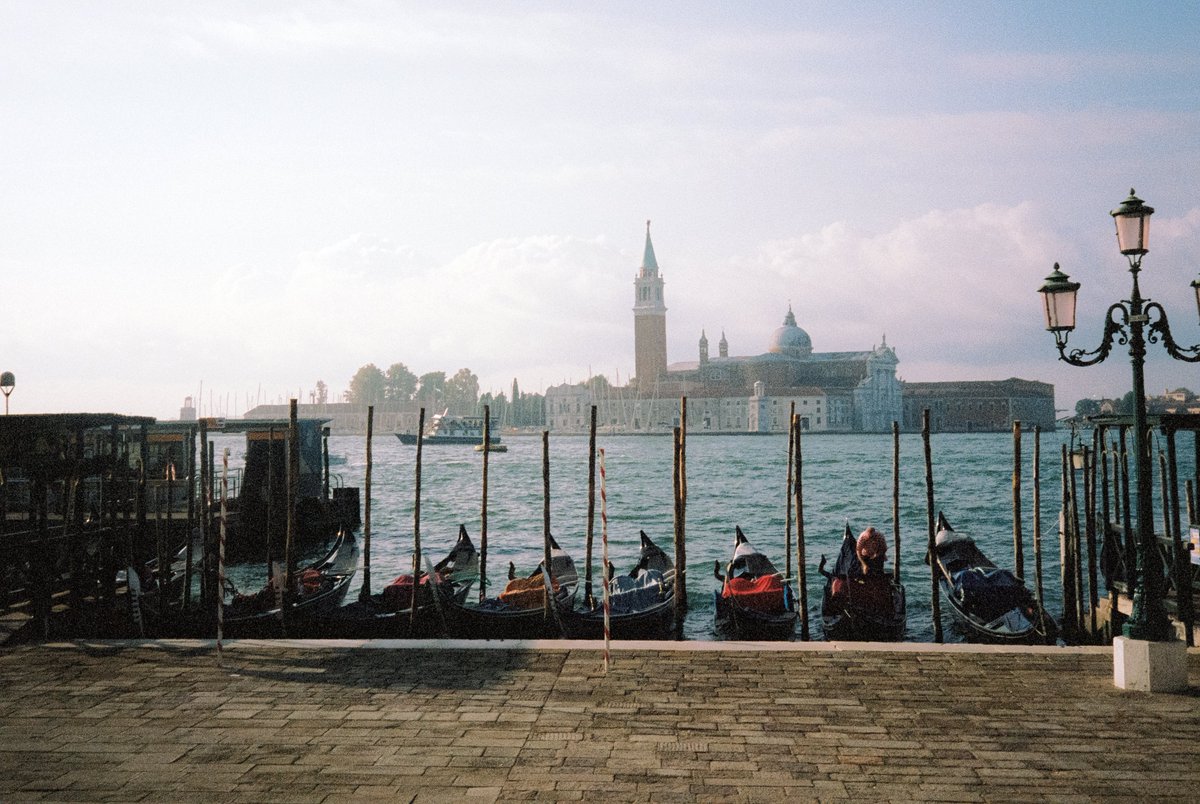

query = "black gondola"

[
  {"left": 929, "top": 512, "right": 1057, "bottom": 644},
  {"left": 818, "top": 524, "right": 906, "bottom": 641},
  {"left": 322, "top": 525, "right": 479, "bottom": 638},
  {"left": 446, "top": 535, "right": 578, "bottom": 639},
  {"left": 569, "top": 531, "right": 676, "bottom": 640},
  {"left": 222, "top": 527, "right": 358, "bottom": 638},
  {"left": 713, "top": 527, "right": 797, "bottom": 641}
]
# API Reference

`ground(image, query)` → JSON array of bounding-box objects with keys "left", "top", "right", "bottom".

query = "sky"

[{"left": 2, "top": 2, "right": 1199, "bottom": 420}]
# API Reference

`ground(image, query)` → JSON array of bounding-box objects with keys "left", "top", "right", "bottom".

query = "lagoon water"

[{"left": 215, "top": 428, "right": 1194, "bottom": 643}]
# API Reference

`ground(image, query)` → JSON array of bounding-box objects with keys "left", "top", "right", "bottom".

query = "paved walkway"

[{"left": 0, "top": 640, "right": 1197, "bottom": 802}]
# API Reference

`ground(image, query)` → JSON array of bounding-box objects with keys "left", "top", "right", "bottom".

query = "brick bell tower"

[{"left": 633, "top": 220, "right": 668, "bottom": 392}]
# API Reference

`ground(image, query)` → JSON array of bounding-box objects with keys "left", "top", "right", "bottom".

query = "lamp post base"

[{"left": 1113, "top": 636, "right": 1189, "bottom": 692}]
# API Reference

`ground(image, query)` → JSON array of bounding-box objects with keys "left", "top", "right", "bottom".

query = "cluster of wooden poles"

[{"left": 1042, "top": 420, "right": 1198, "bottom": 646}]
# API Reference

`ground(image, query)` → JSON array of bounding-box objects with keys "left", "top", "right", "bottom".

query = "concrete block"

[{"left": 1112, "top": 636, "right": 1189, "bottom": 692}]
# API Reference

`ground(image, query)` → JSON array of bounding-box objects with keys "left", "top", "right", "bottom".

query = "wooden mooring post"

[
  {"left": 1032, "top": 426, "right": 1045, "bottom": 615},
  {"left": 1058, "top": 444, "right": 1077, "bottom": 640},
  {"left": 1012, "top": 421, "right": 1024, "bottom": 580},
  {"left": 671, "top": 396, "right": 688, "bottom": 631},
  {"left": 585, "top": 405, "right": 597, "bottom": 607},
  {"left": 1085, "top": 434, "right": 1100, "bottom": 639},
  {"left": 786, "top": 401, "right": 795, "bottom": 581},
  {"left": 892, "top": 421, "right": 901, "bottom": 585},
  {"left": 359, "top": 405, "right": 373, "bottom": 602},
  {"left": 923, "top": 409, "right": 943, "bottom": 643},
  {"left": 284, "top": 399, "right": 299, "bottom": 634},
  {"left": 410, "top": 408, "right": 425, "bottom": 632},
  {"left": 542, "top": 430, "right": 553, "bottom": 621},
  {"left": 792, "top": 413, "right": 809, "bottom": 641},
  {"left": 479, "top": 405, "right": 491, "bottom": 604}
]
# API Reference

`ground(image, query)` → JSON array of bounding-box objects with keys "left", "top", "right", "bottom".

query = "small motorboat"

[
  {"left": 713, "top": 527, "right": 797, "bottom": 641},
  {"left": 322, "top": 525, "right": 479, "bottom": 638},
  {"left": 929, "top": 512, "right": 1057, "bottom": 644},
  {"left": 569, "top": 530, "right": 676, "bottom": 640},
  {"left": 819, "top": 524, "right": 906, "bottom": 641},
  {"left": 447, "top": 535, "right": 578, "bottom": 639},
  {"left": 474, "top": 443, "right": 508, "bottom": 453}
]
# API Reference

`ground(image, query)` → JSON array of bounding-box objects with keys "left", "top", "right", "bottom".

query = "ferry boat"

[{"left": 395, "top": 410, "right": 502, "bottom": 446}]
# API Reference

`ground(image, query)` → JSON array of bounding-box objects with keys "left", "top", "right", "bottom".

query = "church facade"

[{"left": 544, "top": 223, "right": 1055, "bottom": 434}]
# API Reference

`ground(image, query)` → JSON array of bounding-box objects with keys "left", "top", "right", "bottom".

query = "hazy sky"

[{"left": 3, "top": 2, "right": 1199, "bottom": 420}]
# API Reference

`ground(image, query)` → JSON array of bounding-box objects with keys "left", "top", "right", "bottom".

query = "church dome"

[{"left": 768, "top": 307, "right": 812, "bottom": 358}]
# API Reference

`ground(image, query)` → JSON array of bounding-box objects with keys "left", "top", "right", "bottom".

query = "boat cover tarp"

[
  {"left": 606, "top": 570, "right": 666, "bottom": 615},
  {"left": 724, "top": 574, "right": 785, "bottom": 613},
  {"left": 499, "top": 573, "right": 560, "bottom": 610},
  {"left": 381, "top": 572, "right": 446, "bottom": 611},
  {"left": 951, "top": 567, "right": 1029, "bottom": 622}
]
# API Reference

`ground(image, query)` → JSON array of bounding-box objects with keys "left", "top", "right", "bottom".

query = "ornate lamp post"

[
  {"left": 1038, "top": 190, "right": 1200, "bottom": 645},
  {"left": 0, "top": 372, "right": 13, "bottom": 415}
]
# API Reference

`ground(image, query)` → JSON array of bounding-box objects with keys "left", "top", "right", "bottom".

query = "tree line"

[{"left": 340, "top": 363, "right": 545, "bottom": 426}]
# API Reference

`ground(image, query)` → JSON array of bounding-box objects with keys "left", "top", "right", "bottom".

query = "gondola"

[
  {"left": 222, "top": 526, "right": 358, "bottom": 638},
  {"left": 818, "top": 524, "right": 906, "bottom": 641},
  {"left": 929, "top": 512, "right": 1057, "bottom": 644},
  {"left": 446, "top": 535, "right": 578, "bottom": 640},
  {"left": 321, "top": 525, "right": 479, "bottom": 638},
  {"left": 120, "top": 542, "right": 191, "bottom": 636},
  {"left": 713, "top": 526, "right": 797, "bottom": 640},
  {"left": 568, "top": 531, "right": 676, "bottom": 640}
]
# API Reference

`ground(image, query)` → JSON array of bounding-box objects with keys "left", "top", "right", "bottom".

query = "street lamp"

[
  {"left": 0, "top": 372, "right": 13, "bottom": 414},
  {"left": 1038, "top": 189, "right": 1200, "bottom": 646}
]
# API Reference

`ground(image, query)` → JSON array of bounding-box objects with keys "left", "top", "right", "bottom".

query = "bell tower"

[{"left": 633, "top": 220, "right": 668, "bottom": 392}]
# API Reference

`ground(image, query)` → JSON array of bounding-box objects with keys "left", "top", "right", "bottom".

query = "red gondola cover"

[{"left": 723, "top": 575, "right": 785, "bottom": 613}]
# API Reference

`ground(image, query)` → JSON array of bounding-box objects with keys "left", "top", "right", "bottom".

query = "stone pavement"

[{"left": 0, "top": 640, "right": 1197, "bottom": 802}]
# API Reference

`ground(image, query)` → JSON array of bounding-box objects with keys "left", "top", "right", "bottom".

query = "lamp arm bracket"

[
  {"left": 1145, "top": 302, "right": 1200, "bottom": 362},
  {"left": 1057, "top": 302, "right": 1128, "bottom": 366}
]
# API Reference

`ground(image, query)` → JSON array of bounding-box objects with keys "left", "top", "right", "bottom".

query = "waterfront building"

[
  {"left": 544, "top": 224, "right": 1057, "bottom": 435},
  {"left": 900, "top": 379, "right": 1056, "bottom": 432}
]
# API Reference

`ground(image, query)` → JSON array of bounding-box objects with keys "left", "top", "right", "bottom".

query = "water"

[{"left": 213, "top": 428, "right": 1195, "bottom": 643}]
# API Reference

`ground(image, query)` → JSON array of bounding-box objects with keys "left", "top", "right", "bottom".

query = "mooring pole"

[
  {"left": 198, "top": 419, "right": 210, "bottom": 611},
  {"left": 1033, "top": 426, "right": 1045, "bottom": 615},
  {"left": 793, "top": 414, "right": 809, "bottom": 641},
  {"left": 1069, "top": 445, "right": 1084, "bottom": 632},
  {"left": 923, "top": 409, "right": 943, "bottom": 644},
  {"left": 1086, "top": 433, "right": 1100, "bottom": 639},
  {"left": 1059, "top": 444, "right": 1076, "bottom": 640},
  {"left": 585, "top": 405, "right": 597, "bottom": 607},
  {"left": 892, "top": 421, "right": 901, "bottom": 585},
  {"left": 480, "top": 405, "right": 490, "bottom": 605},
  {"left": 284, "top": 399, "right": 299, "bottom": 632},
  {"left": 673, "top": 426, "right": 684, "bottom": 631},
  {"left": 1012, "top": 421, "right": 1024, "bottom": 580},
  {"left": 1162, "top": 441, "right": 1192, "bottom": 646},
  {"left": 786, "top": 401, "right": 795, "bottom": 581},
  {"left": 411, "top": 408, "right": 424, "bottom": 632},
  {"left": 542, "top": 430, "right": 553, "bottom": 621},
  {"left": 678, "top": 396, "right": 687, "bottom": 614},
  {"left": 360, "top": 405, "right": 374, "bottom": 602}
]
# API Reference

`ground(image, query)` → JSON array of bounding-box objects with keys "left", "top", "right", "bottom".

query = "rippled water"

[{"left": 214, "top": 428, "right": 1195, "bottom": 643}]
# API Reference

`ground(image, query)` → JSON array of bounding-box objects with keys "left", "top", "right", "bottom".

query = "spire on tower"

[{"left": 641, "top": 219, "right": 659, "bottom": 276}]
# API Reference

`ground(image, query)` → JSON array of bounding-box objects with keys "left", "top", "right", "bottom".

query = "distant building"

[
  {"left": 545, "top": 224, "right": 1058, "bottom": 435},
  {"left": 900, "top": 379, "right": 1056, "bottom": 432}
]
